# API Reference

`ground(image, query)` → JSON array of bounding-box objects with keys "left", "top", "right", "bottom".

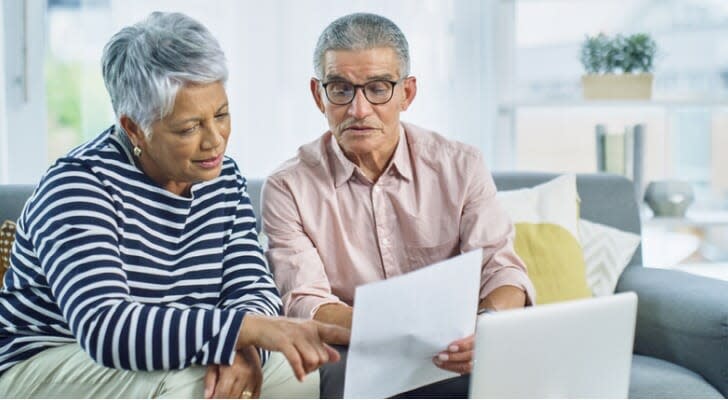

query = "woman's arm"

[{"left": 28, "top": 165, "right": 245, "bottom": 370}]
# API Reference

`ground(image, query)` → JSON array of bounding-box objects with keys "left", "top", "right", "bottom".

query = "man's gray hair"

[
  {"left": 313, "top": 13, "right": 410, "bottom": 80},
  {"left": 102, "top": 12, "right": 228, "bottom": 135}
]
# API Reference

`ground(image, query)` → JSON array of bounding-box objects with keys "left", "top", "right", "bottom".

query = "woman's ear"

[{"left": 119, "top": 115, "right": 146, "bottom": 147}]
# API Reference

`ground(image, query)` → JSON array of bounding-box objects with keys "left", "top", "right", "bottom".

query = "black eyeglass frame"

[{"left": 319, "top": 77, "right": 407, "bottom": 105}]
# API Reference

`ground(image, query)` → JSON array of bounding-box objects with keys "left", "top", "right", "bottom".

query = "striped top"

[{"left": 0, "top": 126, "right": 281, "bottom": 375}]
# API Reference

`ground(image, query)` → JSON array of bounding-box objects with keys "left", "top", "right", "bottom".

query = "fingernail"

[
  {"left": 204, "top": 387, "right": 211, "bottom": 399},
  {"left": 433, "top": 357, "right": 442, "bottom": 365},
  {"left": 438, "top": 353, "right": 449, "bottom": 361},
  {"left": 449, "top": 345, "right": 458, "bottom": 352}
]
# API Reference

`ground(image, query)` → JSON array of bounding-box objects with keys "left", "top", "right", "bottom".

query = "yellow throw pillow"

[
  {"left": 497, "top": 175, "right": 591, "bottom": 304},
  {"left": 513, "top": 223, "right": 592, "bottom": 304}
]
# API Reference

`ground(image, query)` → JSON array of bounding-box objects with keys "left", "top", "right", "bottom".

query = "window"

[
  {"left": 504, "top": 0, "right": 728, "bottom": 209},
  {"left": 36, "top": 0, "right": 501, "bottom": 182},
  {"left": 2, "top": 0, "right": 47, "bottom": 184}
]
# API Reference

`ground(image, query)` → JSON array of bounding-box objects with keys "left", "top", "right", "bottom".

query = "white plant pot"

[{"left": 581, "top": 73, "right": 653, "bottom": 100}]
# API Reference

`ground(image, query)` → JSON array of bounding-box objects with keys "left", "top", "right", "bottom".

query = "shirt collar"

[
  {"left": 329, "top": 133, "right": 357, "bottom": 188},
  {"left": 389, "top": 125, "right": 413, "bottom": 182},
  {"left": 329, "top": 124, "right": 412, "bottom": 188}
]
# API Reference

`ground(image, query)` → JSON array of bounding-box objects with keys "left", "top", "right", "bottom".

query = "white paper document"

[{"left": 343, "top": 250, "right": 481, "bottom": 398}]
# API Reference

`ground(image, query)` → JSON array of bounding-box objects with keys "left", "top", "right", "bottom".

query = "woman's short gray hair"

[
  {"left": 102, "top": 12, "right": 228, "bottom": 135},
  {"left": 313, "top": 13, "right": 410, "bottom": 80}
]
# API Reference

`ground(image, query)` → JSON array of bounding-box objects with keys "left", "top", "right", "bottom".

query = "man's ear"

[
  {"left": 400, "top": 76, "right": 417, "bottom": 112},
  {"left": 310, "top": 78, "right": 326, "bottom": 113},
  {"left": 119, "top": 115, "right": 146, "bottom": 148}
]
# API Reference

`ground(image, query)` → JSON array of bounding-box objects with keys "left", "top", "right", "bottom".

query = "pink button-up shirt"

[{"left": 262, "top": 122, "right": 535, "bottom": 319}]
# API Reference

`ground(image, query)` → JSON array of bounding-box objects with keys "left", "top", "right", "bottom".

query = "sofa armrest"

[{"left": 616, "top": 266, "right": 728, "bottom": 397}]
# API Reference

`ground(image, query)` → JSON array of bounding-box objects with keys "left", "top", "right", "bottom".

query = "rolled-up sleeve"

[
  {"left": 261, "top": 175, "right": 349, "bottom": 319},
  {"left": 459, "top": 152, "right": 536, "bottom": 305}
]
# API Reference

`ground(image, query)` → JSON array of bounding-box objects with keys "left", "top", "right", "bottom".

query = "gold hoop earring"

[{"left": 133, "top": 146, "right": 142, "bottom": 157}]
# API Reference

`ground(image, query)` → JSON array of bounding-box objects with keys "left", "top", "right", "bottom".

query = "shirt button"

[
  {"left": 373, "top": 186, "right": 381, "bottom": 193},
  {"left": 382, "top": 238, "right": 390, "bottom": 246}
]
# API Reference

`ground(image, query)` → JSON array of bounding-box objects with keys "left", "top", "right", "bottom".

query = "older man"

[{"left": 262, "top": 12, "right": 535, "bottom": 397}]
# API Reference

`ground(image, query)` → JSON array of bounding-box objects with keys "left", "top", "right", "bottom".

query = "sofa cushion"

[
  {"left": 497, "top": 175, "right": 592, "bottom": 304},
  {"left": 0, "top": 220, "right": 16, "bottom": 286},
  {"left": 579, "top": 219, "right": 641, "bottom": 296},
  {"left": 493, "top": 173, "right": 643, "bottom": 267},
  {"left": 629, "top": 354, "right": 723, "bottom": 398}
]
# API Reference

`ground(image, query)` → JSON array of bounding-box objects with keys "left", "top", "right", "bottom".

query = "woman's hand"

[
  {"left": 204, "top": 346, "right": 262, "bottom": 399},
  {"left": 237, "top": 314, "right": 350, "bottom": 381}
]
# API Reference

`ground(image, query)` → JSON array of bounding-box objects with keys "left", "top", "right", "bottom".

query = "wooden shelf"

[
  {"left": 643, "top": 210, "right": 728, "bottom": 229},
  {"left": 499, "top": 99, "right": 728, "bottom": 112}
]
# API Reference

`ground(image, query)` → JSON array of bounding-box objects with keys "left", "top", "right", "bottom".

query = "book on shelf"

[{"left": 595, "top": 124, "right": 645, "bottom": 201}]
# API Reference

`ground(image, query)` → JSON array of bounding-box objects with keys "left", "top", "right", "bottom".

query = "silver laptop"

[{"left": 470, "top": 292, "right": 637, "bottom": 398}]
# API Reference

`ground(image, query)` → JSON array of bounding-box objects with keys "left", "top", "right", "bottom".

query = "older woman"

[{"left": 0, "top": 12, "right": 347, "bottom": 399}]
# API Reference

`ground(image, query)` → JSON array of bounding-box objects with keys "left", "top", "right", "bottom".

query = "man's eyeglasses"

[{"left": 320, "top": 78, "right": 405, "bottom": 105}]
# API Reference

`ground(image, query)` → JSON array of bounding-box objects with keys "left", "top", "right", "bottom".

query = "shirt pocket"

[
  {"left": 404, "top": 238, "right": 460, "bottom": 272},
  {"left": 400, "top": 215, "right": 460, "bottom": 272}
]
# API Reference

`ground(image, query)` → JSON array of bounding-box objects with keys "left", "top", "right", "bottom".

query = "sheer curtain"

[
  {"left": 0, "top": 2, "right": 6, "bottom": 182},
  {"left": 73, "top": 0, "right": 500, "bottom": 179}
]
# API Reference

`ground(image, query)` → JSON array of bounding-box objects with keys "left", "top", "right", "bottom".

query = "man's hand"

[
  {"left": 433, "top": 285, "right": 527, "bottom": 374},
  {"left": 204, "top": 346, "right": 262, "bottom": 399},
  {"left": 237, "top": 314, "right": 350, "bottom": 381},
  {"left": 433, "top": 334, "right": 474, "bottom": 374}
]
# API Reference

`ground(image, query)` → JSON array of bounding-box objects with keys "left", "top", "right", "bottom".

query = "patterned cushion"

[
  {"left": 578, "top": 219, "right": 641, "bottom": 296},
  {"left": 0, "top": 220, "right": 16, "bottom": 287}
]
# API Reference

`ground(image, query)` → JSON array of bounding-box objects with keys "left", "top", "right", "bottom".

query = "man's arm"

[
  {"left": 313, "top": 303, "right": 353, "bottom": 330},
  {"left": 460, "top": 151, "right": 535, "bottom": 305},
  {"left": 261, "top": 175, "right": 350, "bottom": 322},
  {"left": 478, "top": 285, "right": 527, "bottom": 312},
  {"left": 434, "top": 152, "right": 533, "bottom": 375}
]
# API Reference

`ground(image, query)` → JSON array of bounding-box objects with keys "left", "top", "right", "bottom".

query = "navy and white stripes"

[{"left": 0, "top": 126, "right": 281, "bottom": 375}]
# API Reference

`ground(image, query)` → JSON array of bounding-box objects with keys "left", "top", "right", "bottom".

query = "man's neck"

[{"left": 344, "top": 136, "right": 399, "bottom": 182}]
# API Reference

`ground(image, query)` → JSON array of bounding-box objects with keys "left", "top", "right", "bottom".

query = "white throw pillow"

[
  {"left": 497, "top": 174, "right": 580, "bottom": 238},
  {"left": 578, "top": 219, "right": 641, "bottom": 296}
]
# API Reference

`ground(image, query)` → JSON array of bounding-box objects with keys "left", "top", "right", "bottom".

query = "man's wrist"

[{"left": 477, "top": 307, "right": 497, "bottom": 315}]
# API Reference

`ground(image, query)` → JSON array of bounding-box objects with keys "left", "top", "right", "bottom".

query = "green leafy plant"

[{"left": 580, "top": 33, "right": 656, "bottom": 74}]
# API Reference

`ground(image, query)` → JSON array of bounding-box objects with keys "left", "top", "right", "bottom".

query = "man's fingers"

[
  {"left": 447, "top": 334, "right": 475, "bottom": 352},
  {"left": 316, "top": 323, "right": 351, "bottom": 345},
  {"left": 434, "top": 359, "right": 473, "bottom": 374},
  {"left": 203, "top": 365, "right": 218, "bottom": 399},
  {"left": 436, "top": 350, "right": 473, "bottom": 363},
  {"left": 324, "top": 343, "right": 341, "bottom": 364}
]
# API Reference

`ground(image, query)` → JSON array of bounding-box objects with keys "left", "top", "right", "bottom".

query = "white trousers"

[{"left": 0, "top": 343, "right": 318, "bottom": 398}]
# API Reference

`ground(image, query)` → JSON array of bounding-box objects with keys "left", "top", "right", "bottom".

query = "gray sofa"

[{"left": 1, "top": 173, "right": 726, "bottom": 398}]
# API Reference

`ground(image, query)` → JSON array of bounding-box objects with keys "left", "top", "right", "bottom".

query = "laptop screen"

[{"left": 470, "top": 292, "right": 637, "bottom": 398}]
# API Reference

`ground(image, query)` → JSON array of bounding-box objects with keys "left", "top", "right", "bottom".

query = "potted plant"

[{"left": 580, "top": 33, "right": 657, "bottom": 100}]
